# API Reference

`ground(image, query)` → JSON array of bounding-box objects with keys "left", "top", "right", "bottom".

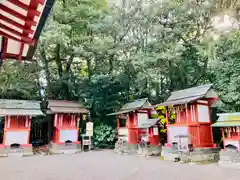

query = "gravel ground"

[{"left": 0, "top": 150, "right": 239, "bottom": 180}]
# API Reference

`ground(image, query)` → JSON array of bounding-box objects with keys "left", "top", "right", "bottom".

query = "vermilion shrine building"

[
  {"left": 212, "top": 113, "right": 240, "bottom": 151},
  {"left": 0, "top": 0, "right": 55, "bottom": 61},
  {"left": 158, "top": 84, "right": 220, "bottom": 162},
  {"left": 212, "top": 113, "right": 240, "bottom": 166},
  {"left": 0, "top": 99, "right": 43, "bottom": 157},
  {"left": 109, "top": 98, "right": 161, "bottom": 154},
  {"left": 47, "top": 100, "right": 88, "bottom": 154}
]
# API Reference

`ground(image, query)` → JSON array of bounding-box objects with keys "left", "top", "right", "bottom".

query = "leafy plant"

[
  {"left": 93, "top": 124, "right": 116, "bottom": 149},
  {"left": 154, "top": 106, "right": 175, "bottom": 133}
]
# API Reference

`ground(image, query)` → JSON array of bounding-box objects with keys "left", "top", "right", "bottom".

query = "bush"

[{"left": 93, "top": 124, "right": 116, "bottom": 149}]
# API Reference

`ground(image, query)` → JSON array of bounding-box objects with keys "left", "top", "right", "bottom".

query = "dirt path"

[{"left": 0, "top": 150, "right": 239, "bottom": 180}]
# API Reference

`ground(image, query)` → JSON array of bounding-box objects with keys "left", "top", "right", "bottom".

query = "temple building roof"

[
  {"left": 47, "top": 100, "right": 88, "bottom": 114},
  {"left": 212, "top": 112, "right": 240, "bottom": 127},
  {"left": 155, "top": 84, "right": 217, "bottom": 107},
  {"left": 108, "top": 98, "right": 152, "bottom": 116},
  {"left": 138, "top": 118, "right": 159, "bottom": 128},
  {"left": 0, "top": 0, "right": 55, "bottom": 62},
  {"left": 0, "top": 99, "right": 43, "bottom": 116}
]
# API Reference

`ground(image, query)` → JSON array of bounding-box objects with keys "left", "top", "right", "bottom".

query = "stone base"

[
  {"left": 114, "top": 142, "right": 138, "bottom": 155},
  {"left": 22, "top": 146, "right": 34, "bottom": 156},
  {"left": 218, "top": 161, "right": 240, "bottom": 169},
  {"left": 0, "top": 145, "right": 33, "bottom": 157},
  {"left": 114, "top": 142, "right": 161, "bottom": 156},
  {"left": 162, "top": 147, "right": 220, "bottom": 163},
  {"left": 0, "top": 146, "right": 7, "bottom": 157},
  {"left": 137, "top": 145, "right": 162, "bottom": 156},
  {"left": 218, "top": 150, "right": 240, "bottom": 169},
  {"left": 49, "top": 142, "right": 81, "bottom": 154}
]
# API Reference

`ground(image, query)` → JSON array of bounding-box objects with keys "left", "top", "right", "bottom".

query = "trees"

[
  {"left": 0, "top": 61, "right": 40, "bottom": 100},
  {"left": 1, "top": 0, "right": 240, "bottom": 122},
  {"left": 207, "top": 31, "right": 240, "bottom": 111}
]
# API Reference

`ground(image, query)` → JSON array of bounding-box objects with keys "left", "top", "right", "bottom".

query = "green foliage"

[
  {"left": 207, "top": 31, "right": 240, "bottom": 111},
  {"left": 2, "top": 0, "right": 240, "bottom": 137},
  {"left": 154, "top": 106, "right": 175, "bottom": 133},
  {"left": 0, "top": 61, "right": 40, "bottom": 100},
  {"left": 93, "top": 124, "right": 116, "bottom": 149}
]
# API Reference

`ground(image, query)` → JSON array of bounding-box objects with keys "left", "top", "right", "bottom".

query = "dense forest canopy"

[{"left": 1, "top": 0, "right": 240, "bottom": 125}]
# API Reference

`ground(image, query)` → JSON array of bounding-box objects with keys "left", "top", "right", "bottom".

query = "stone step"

[
  {"left": 218, "top": 161, "right": 240, "bottom": 169},
  {"left": 8, "top": 152, "right": 23, "bottom": 157},
  {"left": 59, "top": 149, "right": 78, "bottom": 154},
  {"left": 7, "top": 148, "right": 24, "bottom": 157}
]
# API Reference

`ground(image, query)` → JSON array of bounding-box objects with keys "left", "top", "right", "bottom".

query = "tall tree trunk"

[
  {"left": 168, "top": 59, "right": 174, "bottom": 91},
  {"left": 38, "top": 45, "right": 50, "bottom": 104},
  {"left": 87, "top": 58, "right": 92, "bottom": 80},
  {"left": 64, "top": 54, "right": 74, "bottom": 100},
  {"left": 39, "top": 47, "right": 50, "bottom": 83},
  {"left": 108, "top": 54, "right": 114, "bottom": 73},
  {"left": 55, "top": 44, "right": 63, "bottom": 78}
]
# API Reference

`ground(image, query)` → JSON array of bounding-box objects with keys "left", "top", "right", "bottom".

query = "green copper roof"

[
  {"left": 108, "top": 98, "right": 152, "bottom": 116},
  {"left": 0, "top": 99, "right": 43, "bottom": 116},
  {"left": 121, "top": 98, "right": 150, "bottom": 110},
  {"left": 212, "top": 112, "right": 240, "bottom": 127},
  {"left": 157, "top": 84, "right": 217, "bottom": 106},
  {"left": 212, "top": 121, "right": 240, "bottom": 127},
  {"left": 138, "top": 118, "right": 159, "bottom": 128}
]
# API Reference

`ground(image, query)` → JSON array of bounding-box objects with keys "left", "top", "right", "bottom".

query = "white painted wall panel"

[
  {"left": 118, "top": 128, "right": 128, "bottom": 136},
  {"left": 6, "top": 39, "right": 21, "bottom": 54},
  {"left": 197, "top": 105, "right": 209, "bottom": 122},
  {"left": 168, "top": 126, "right": 188, "bottom": 144},
  {"left": 22, "top": 45, "right": 29, "bottom": 56},
  {"left": 153, "top": 127, "right": 158, "bottom": 135},
  {"left": 5, "top": 131, "right": 28, "bottom": 145},
  {"left": 59, "top": 130, "right": 77, "bottom": 142},
  {"left": 137, "top": 113, "right": 148, "bottom": 127},
  {"left": 225, "top": 140, "right": 240, "bottom": 150}
]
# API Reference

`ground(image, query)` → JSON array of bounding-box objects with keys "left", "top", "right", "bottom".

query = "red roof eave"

[{"left": 0, "top": 0, "right": 55, "bottom": 62}]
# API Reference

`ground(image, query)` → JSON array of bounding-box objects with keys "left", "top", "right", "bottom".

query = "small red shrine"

[
  {"left": 212, "top": 113, "right": 240, "bottom": 152},
  {"left": 0, "top": 99, "right": 43, "bottom": 157},
  {"left": 47, "top": 100, "right": 88, "bottom": 153},
  {"left": 0, "top": 0, "right": 55, "bottom": 62},
  {"left": 109, "top": 98, "right": 160, "bottom": 146},
  {"left": 158, "top": 84, "right": 218, "bottom": 149}
]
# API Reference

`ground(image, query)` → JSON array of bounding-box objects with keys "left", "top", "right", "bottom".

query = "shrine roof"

[
  {"left": 138, "top": 118, "right": 159, "bottom": 128},
  {"left": 108, "top": 98, "right": 152, "bottom": 116},
  {"left": 47, "top": 100, "right": 88, "bottom": 114},
  {"left": 212, "top": 113, "right": 240, "bottom": 127},
  {"left": 0, "top": 0, "right": 55, "bottom": 62},
  {"left": 0, "top": 99, "right": 43, "bottom": 116},
  {"left": 156, "top": 84, "right": 217, "bottom": 107}
]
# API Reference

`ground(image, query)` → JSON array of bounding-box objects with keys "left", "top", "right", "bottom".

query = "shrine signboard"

[
  {"left": 175, "top": 135, "right": 189, "bottom": 153},
  {"left": 86, "top": 122, "right": 93, "bottom": 137}
]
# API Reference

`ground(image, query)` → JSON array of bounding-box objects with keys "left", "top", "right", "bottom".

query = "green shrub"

[{"left": 93, "top": 124, "right": 116, "bottom": 149}]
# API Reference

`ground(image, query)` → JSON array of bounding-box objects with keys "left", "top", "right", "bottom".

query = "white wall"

[
  {"left": 118, "top": 128, "right": 128, "bottom": 136},
  {"left": 197, "top": 105, "right": 210, "bottom": 122},
  {"left": 224, "top": 140, "right": 240, "bottom": 151},
  {"left": 167, "top": 126, "right": 188, "bottom": 144},
  {"left": 59, "top": 130, "right": 78, "bottom": 142},
  {"left": 5, "top": 131, "right": 28, "bottom": 145},
  {"left": 118, "top": 128, "right": 128, "bottom": 141},
  {"left": 137, "top": 113, "right": 148, "bottom": 127}
]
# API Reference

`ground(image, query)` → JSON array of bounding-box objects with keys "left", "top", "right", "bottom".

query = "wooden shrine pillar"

[{"left": 47, "top": 115, "right": 53, "bottom": 144}]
